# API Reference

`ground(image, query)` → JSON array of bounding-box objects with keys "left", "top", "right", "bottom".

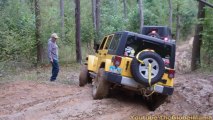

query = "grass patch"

[
  {"left": 0, "top": 43, "right": 95, "bottom": 84},
  {"left": 0, "top": 63, "right": 81, "bottom": 85},
  {"left": 59, "top": 44, "right": 95, "bottom": 63}
]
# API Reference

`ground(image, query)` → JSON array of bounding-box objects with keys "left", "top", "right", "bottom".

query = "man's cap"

[{"left": 51, "top": 33, "right": 59, "bottom": 39}]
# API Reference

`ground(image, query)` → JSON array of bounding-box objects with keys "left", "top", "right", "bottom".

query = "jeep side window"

[
  {"left": 109, "top": 34, "right": 121, "bottom": 51},
  {"left": 125, "top": 35, "right": 139, "bottom": 56},
  {"left": 99, "top": 37, "right": 107, "bottom": 50}
]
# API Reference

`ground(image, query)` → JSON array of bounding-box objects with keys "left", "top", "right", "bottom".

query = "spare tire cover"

[{"left": 131, "top": 51, "right": 165, "bottom": 86}]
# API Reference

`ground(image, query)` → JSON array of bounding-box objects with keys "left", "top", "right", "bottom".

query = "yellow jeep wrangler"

[{"left": 79, "top": 31, "right": 176, "bottom": 111}]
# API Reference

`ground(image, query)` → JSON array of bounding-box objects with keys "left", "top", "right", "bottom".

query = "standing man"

[{"left": 48, "top": 33, "right": 59, "bottom": 81}]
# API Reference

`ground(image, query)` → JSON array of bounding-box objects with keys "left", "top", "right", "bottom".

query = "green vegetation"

[
  {"left": 201, "top": 0, "right": 213, "bottom": 69},
  {"left": 0, "top": 64, "right": 80, "bottom": 84},
  {"left": 0, "top": 0, "right": 212, "bottom": 72}
]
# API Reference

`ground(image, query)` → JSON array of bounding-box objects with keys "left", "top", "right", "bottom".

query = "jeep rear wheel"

[
  {"left": 145, "top": 93, "right": 169, "bottom": 111},
  {"left": 92, "top": 68, "right": 110, "bottom": 99},
  {"left": 79, "top": 65, "right": 91, "bottom": 87},
  {"left": 131, "top": 51, "right": 165, "bottom": 86}
]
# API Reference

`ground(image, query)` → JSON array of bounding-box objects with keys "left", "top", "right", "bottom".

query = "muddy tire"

[
  {"left": 92, "top": 68, "right": 110, "bottom": 99},
  {"left": 146, "top": 93, "right": 168, "bottom": 111},
  {"left": 131, "top": 51, "right": 165, "bottom": 86},
  {"left": 79, "top": 65, "right": 90, "bottom": 87}
]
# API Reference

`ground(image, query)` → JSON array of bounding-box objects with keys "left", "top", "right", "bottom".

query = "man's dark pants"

[{"left": 50, "top": 59, "right": 59, "bottom": 81}]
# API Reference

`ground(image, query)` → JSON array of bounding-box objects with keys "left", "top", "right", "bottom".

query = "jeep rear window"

[
  {"left": 109, "top": 34, "right": 122, "bottom": 51},
  {"left": 125, "top": 35, "right": 172, "bottom": 58},
  {"left": 142, "top": 27, "right": 172, "bottom": 38}
]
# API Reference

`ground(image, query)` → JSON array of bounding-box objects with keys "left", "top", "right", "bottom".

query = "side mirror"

[{"left": 93, "top": 44, "right": 100, "bottom": 53}]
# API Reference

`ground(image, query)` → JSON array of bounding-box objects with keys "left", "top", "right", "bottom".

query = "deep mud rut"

[{"left": 0, "top": 39, "right": 213, "bottom": 120}]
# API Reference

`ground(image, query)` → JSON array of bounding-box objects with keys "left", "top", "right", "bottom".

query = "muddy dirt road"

[
  {"left": 0, "top": 40, "right": 213, "bottom": 120},
  {"left": 0, "top": 73, "right": 212, "bottom": 120}
]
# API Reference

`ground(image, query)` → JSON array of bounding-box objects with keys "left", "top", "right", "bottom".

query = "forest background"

[{"left": 0, "top": 0, "right": 212, "bottom": 73}]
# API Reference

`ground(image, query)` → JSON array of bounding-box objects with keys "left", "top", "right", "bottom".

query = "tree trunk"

[
  {"left": 138, "top": 0, "right": 144, "bottom": 33},
  {"left": 29, "top": 0, "right": 34, "bottom": 13},
  {"left": 60, "top": 0, "right": 65, "bottom": 41},
  {"left": 96, "top": 0, "right": 100, "bottom": 41},
  {"left": 92, "top": 0, "right": 96, "bottom": 31},
  {"left": 123, "top": 0, "right": 127, "bottom": 19},
  {"left": 168, "top": 0, "right": 173, "bottom": 30},
  {"left": 175, "top": 3, "right": 180, "bottom": 41},
  {"left": 75, "top": 0, "right": 82, "bottom": 63},
  {"left": 92, "top": 0, "right": 97, "bottom": 45},
  {"left": 191, "top": 0, "right": 206, "bottom": 71},
  {"left": 114, "top": 0, "right": 118, "bottom": 14},
  {"left": 35, "top": 0, "right": 43, "bottom": 64},
  {"left": 197, "top": 0, "right": 213, "bottom": 8},
  {"left": 20, "top": 0, "right": 25, "bottom": 4}
]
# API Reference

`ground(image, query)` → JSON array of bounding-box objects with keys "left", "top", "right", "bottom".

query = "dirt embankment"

[{"left": 0, "top": 39, "right": 213, "bottom": 120}]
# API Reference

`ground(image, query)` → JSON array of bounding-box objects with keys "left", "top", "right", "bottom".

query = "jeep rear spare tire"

[
  {"left": 131, "top": 51, "right": 165, "bottom": 86},
  {"left": 92, "top": 68, "right": 110, "bottom": 99}
]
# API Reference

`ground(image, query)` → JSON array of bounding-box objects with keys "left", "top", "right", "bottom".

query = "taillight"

[
  {"left": 168, "top": 69, "right": 175, "bottom": 78},
  {"left": 164, "top": 37, "right": 169, "bottom": 41},
  {"left": 113, "top": 56, "right": 122, "bottom": 67},
  {"left": 151, "top": 30, "right": 156, "bottom": 34}
]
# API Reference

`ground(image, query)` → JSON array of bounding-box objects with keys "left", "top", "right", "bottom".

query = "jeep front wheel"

[
  {"left": 79, "top": 65, "right": 91, "bottom": 87},
  {"left": 92, "top": 68, "right": 110, "bottom": 99}
]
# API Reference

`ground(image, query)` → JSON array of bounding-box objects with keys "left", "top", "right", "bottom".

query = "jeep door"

[{"left": 96, "top": 35, "right": 113, "bottom": 72}]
